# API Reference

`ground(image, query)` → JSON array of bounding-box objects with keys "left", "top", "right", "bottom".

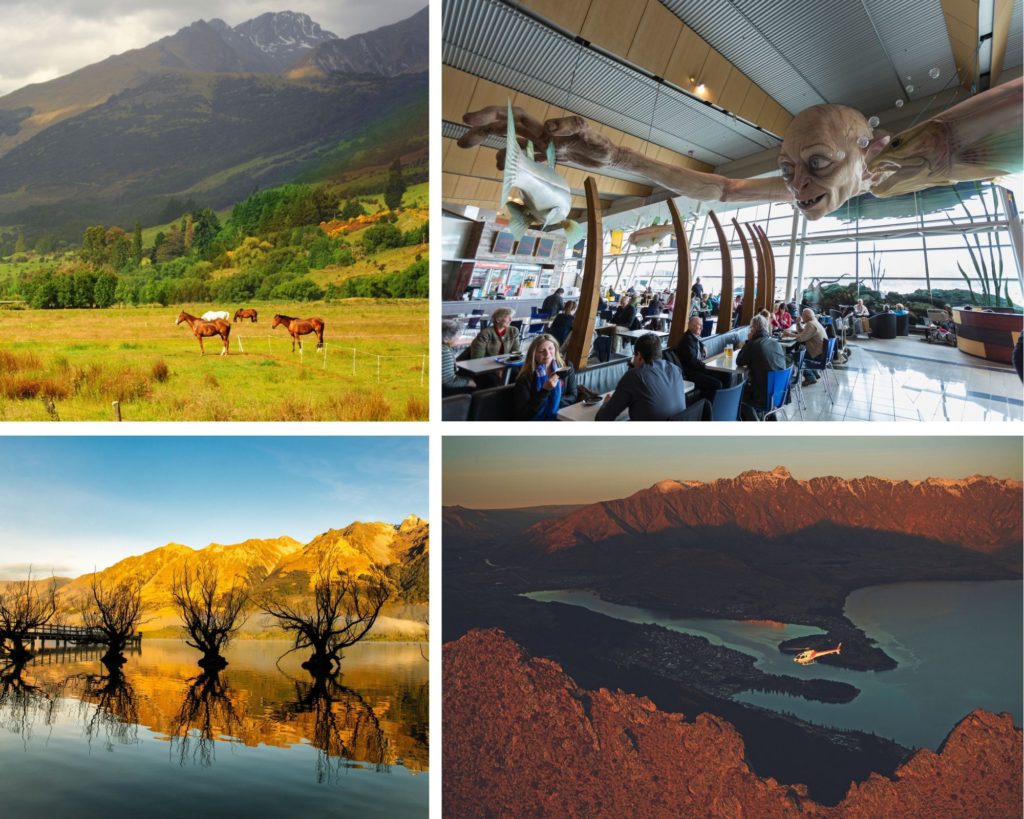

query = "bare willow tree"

[
  {"left": 80, "top": 574, "right": 144, "bottom": 666},
  {"left": 0, "top": 571, "right": 59, "bottom": 662},
  {"left": 257, "top": 555, "right": 391, "bottom": 675},
  {"left": 171, "top": 563, "right": 250, "bottom": 669}
]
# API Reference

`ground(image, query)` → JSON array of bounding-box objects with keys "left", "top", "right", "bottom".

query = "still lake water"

[
  {"left": 525, "top": 580, "right": 1022, "bottom": 750},
  {"left": 0, "top": 640, "right": 427, "bottom": 818}
]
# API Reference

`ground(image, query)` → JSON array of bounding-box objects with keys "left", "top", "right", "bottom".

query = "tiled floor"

[{"left": 782, "top": 334, "right": 1023, "bottom": 422}]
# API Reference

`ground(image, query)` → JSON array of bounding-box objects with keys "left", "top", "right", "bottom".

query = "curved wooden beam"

[
  {"left": 564, "top": 177, "right": 603, "bottom": 372},
  {"left": 667, "top": 198, "right": 692, "bottom": 348},
  {"left": 747, "top": 223, "right": 767, "bottom": 314},
  {"left": 733, "top": 217, "right": 755, "bottom": 327},
  {"left": 755, "top": 224, "right": 776, "bottom": 310},
  {"left": 709, "top": 210, "right": 733, "bottom": 333}
]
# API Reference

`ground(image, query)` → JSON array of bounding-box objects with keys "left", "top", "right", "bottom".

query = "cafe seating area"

[{"left": 444, "top": 319, "right": 1023, "bottom": 422}]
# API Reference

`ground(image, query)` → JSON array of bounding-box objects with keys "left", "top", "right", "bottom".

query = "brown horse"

[
  {"left": 234, "top": 308, "right": 258, "bottom": 323},
  {"left": 176, "top": 311, "right": 231, "bottom": 356},
  {"left": 272, "top": 314, "right": 325, "bottom": 352}
]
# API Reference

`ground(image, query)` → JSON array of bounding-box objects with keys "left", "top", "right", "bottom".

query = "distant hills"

[
  {"left": 0, "top": 8, "right": 428, "bottom": 238},
  {"left": 19, "top": 515, "right": 429, "bottom": 638}
]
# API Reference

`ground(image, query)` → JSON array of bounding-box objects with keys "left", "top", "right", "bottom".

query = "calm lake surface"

[
  {"left": 0, "top": 640, "right": 428, "bottom": 818},
  {"left": 525, "top": 580, "right": 1022, "bottom": 750}
]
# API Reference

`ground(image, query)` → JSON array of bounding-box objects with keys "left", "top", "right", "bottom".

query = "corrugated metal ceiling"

[
  {"left": 663, "top": 0, "right": 959, "bottom": 115},
  {"left": 443, "top": 0, "right": 781, "bottom": 167}
]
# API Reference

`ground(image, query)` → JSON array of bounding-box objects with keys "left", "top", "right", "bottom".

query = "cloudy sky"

[
  {"left": 0, "top": 436, "right": 427, "bottom": 579},
  {"left": 0, "top": 0, "right": 427, "bottom": 96},
  {"left": 444, "top": 436, "right": 1023, "bottom": 508}
]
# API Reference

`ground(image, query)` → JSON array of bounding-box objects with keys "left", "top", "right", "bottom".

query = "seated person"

[
  {"left": 512, "top": 334, "right": 578, "bottom": 420},
  {"left": 772, "top": 301, "right": 792, "bottom": 331},
  {"left": 785, "top": 308, "right": 828, "bottom": 385},
  {"left": 611, "top": 297, "right": 637, "bottom": 329},
  {"left": 548, "top": 301, "right": 577, "bottom": 344},
  {"left": 540, "top": 287, "right": 565, "bottom": 316},
  {"left": 441, "top": 319, "right": 475, "bottom": 396},
  {"left": 671, "top": 315, "right": 726, "bottom": 401},
  {"left": 596, "top": 333, "right": 686, "bottom": 421},
  {"left": 851, "top": 298, "right": 870, "bottom": 335},
  {"left": 736, "top": 314, "right": 786, "bottom": 410},
  {"left": 469, "top": 307, "right": 521, "bottom": 358}
]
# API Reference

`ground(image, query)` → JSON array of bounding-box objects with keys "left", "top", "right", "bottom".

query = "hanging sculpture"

[{"left": 460, "top": 77, "right": 1022, "bottom": 220}]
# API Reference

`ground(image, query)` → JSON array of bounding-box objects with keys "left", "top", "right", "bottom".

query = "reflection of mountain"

[
  {"left": 51, "top": 515, "right": 428, "bottom": 638},
  {"left": 445, "top": 629, "right": 1023, "bottom": 817},
  {"left": 15, "top": 640, "right": 428, "bottom": 772}
]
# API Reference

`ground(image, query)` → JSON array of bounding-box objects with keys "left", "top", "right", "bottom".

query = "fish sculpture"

[
  {"left": 627, "top": 218, "right": 674, "bottom": 249},
  {"left": 502, "top": 101, "right": 585, "bottom": 248},
  {"left": 868, "top": 76, "right": 1023, "bottom": 197}
]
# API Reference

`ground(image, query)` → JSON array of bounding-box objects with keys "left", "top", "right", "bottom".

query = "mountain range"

[
  {"left": 0, "top": 8, "right": 428, "bottom": 237},
  {"left": 521, "top": 467, "right": 1022, "bottom": 555},
  {"left": 12, "top": 515, "right": 428, "bottom": 638}
]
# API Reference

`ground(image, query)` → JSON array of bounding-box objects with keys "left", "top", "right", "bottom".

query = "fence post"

[
  {"left": 420, "top": 354, "right": 425, "bottom": 386},
  {"left": 112, "top": 401, "right": 121, "bottom": 422},
  {"left": 352, "top": 348, "right": 356, "bottom": 375},
  {"left": 237, "top": 335, "right": 244, "bottom": 353},
  {"left": 323, "top": 342, "right": 328, "bottom": 370},
  {"left": 377, "top": 355, "right": 381, "bottom": 383},
  {"left": 268, "top": 337, "right": 272, "bottom": 355}
]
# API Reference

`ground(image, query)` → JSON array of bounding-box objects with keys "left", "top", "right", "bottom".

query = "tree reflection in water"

[
  {"left": 171, "top": 670, "right": 243, "bottom": 767},
  {"left": 0, "top": 660, "right": 57, "bottom": 745},
  {"left": 276, "top": 671, "right": 391, "bottom": 784},
  {"left": 65, "top": 666, "right": 140, "bottom": 751}
]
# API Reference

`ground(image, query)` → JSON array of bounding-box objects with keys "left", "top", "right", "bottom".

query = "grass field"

[{"left": 0, "top": 300, "right": 427, "bottom": 421}]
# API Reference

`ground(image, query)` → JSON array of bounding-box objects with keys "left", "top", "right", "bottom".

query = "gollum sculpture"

[{"left": 459, "top": 76, "right": 1022, "bottom": 220}]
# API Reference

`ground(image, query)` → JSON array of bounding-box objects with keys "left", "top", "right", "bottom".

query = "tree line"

[
  {"left": 0, "top": 550, "right": 421, "bottom": 678},
  {"left": 4, "top": 163, "right": 426, "bottom": 307}
]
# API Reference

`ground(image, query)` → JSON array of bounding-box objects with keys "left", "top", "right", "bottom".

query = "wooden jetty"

[{"left": 21, "top": 624, "right": 142, "bottom": 651}]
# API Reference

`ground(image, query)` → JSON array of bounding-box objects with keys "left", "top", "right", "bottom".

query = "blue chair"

[
  {"left": 471, "top": 308, "right": 485, "bottom": 316},
  {"left": 710, "top": 381, "right": 744, "bottom": 421},
  {"left": 527, "top": 321, "right": 546, "bottom": 336},
  {"left": 594, "top": 335, "right": 612, "bottom": 363},
  {"left": 742, "top": 365, "right": 793, "bottom": 421},
  {"left": 802, "top": 337, "right": 837, "bottom": 403},
  {"left": 701, "top": 318, "right": 715, "bottom": 337},
  {"left": 511, "top": 318, "right": 525, "bottom": 332},
  {"left": 466, "top": 316, "right": 482, "bottom": 330}
]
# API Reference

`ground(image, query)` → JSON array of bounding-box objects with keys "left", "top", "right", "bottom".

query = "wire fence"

[{"left": 213, "top": 333, "right": 428, "bottom": 385}]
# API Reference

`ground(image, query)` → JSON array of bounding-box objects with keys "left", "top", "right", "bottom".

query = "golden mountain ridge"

[{"left": 43, "top": 516, "right": 427, "bottom": 637}]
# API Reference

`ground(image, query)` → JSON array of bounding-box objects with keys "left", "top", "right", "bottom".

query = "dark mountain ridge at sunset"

[{"left": 526, "top": 468, "right": 1022, "bottom": 554}]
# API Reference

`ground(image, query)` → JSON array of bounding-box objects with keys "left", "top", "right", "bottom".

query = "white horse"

[{"left": 201, "top": 310, "right": 230, "bottom": 321}]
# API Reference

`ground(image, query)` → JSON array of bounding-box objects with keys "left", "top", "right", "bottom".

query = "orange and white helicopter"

[{"left": 793, "top": 643, "right": 842, "bottom": 665}]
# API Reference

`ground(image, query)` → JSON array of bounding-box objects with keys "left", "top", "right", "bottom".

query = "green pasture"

[{"left": 0, "top": 300, "right": 427, "bottom": 421}]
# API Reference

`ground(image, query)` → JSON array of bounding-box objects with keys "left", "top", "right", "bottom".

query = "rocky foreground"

[{"left": 443, "top": 629, "right": 1022, "bottom": 818}]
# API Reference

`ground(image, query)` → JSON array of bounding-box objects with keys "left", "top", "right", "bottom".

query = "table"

[
  {"left": 557, "top": 380, "right": 696, "bottom": 421},
  {"left": 704, "top": 352, "right": 743, "bottom": 374},
  {"left": 616, "top": 328, "right": 670, "bottom": 342},
  {"left": 456, "top": 354, "right": 524, "bottom": 385}
]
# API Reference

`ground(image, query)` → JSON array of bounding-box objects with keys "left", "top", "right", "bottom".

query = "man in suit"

[
  {"left": 672, "top": 316, "right": 725, "bottom": 401},
  {"left": 736, "top": 314, "right": 786, "bottom": 409},
  {"left": 596, "top": 333, "right": 686, "bottom": 421}
]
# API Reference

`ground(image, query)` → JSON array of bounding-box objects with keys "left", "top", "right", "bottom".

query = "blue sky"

[
  {"left": 0, "top": 437, "right": 427, "bottom": 579},
  {"left": 444, "top": 436, "right": 1023, "bottom": 508}
]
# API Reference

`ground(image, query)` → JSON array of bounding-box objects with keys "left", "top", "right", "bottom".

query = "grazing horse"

[
  {"left": 234, "top": 308, "right": 258, "bottom": 323},
  {"left": 176, "top": 311, "right": 231, "bottom": 356},
  {"left": 201, "top": 310, "right": 230, "bottom": 322},
  {"left": 272, "top": 314, "right": 325, "bottom": 352}
]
